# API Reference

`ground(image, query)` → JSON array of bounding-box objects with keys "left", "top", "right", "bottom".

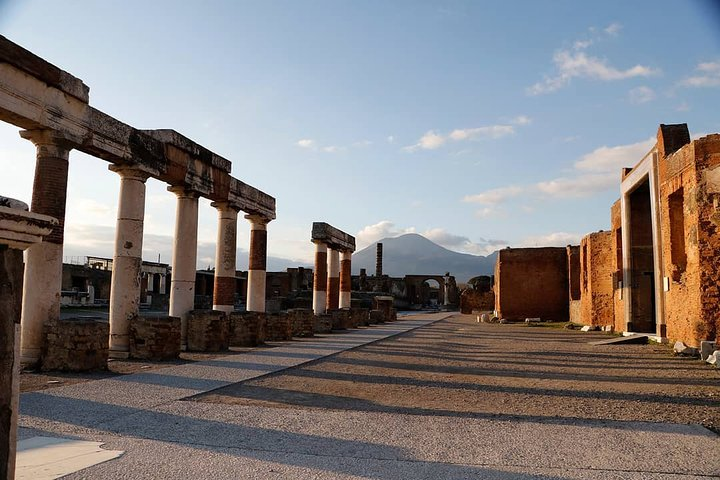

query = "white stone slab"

[{"left": 16, "top": 436, "right": 123, "bottom": 480}]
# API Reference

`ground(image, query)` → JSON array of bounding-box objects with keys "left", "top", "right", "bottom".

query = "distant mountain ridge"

[{"left": 352, "top": 233, "right": 497, "bottom": 283}]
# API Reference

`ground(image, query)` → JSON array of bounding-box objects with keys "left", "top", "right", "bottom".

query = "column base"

[
  {"left": 20, "top": 349, "right": 41, "bottom": 369},
  {"left": 108, "top": 349, "right": 130, "bottom": 360}
]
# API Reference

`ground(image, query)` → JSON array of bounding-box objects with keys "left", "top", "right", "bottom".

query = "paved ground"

[{"left": 18, "top": 313, "right": 720, "bottom": 479}]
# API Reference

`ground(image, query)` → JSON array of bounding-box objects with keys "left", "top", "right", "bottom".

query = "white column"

[
  {"left": 339, "top": 250, "right": 352, "bottom": 309},
  {"left": 326, "top": 248, "right": 340, "bottom": 310},
  {"left": 19, "top": 130, "right": 73, "bottom": 366},
  {"left": 246, "top": 214, "right": 269, "bottom": 312},
  {"left": 108, "top": 166, "right": 149, "bottom": 358},
  {"left": 168, "top": 186, "right": 199, "bottom": 350},
  {"left": 312, "top": 241, "right": 327, "bottom": 314},
  {"left": 212, "top": 202, "right": 239, "bottom": 312}
]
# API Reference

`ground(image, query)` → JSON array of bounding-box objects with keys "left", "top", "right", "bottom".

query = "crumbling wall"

[
  {"left": 229, "top": 312, "right": 265, "bottom": 346},
  {"left": 610, "top": 200, "right": 625, "bottom": 333},
  {"left": 494, "top": 247, "right": 569, "bottom": 322},
  {"left": 459, "top": 289, "right": 495, "bottom": 314},
  {"left": 288, "top": 308, "right": 314, "bottom": 337},
  {"left": 187, "top": 310, "right": 229, "bottom": 352},
  {"left": 41, "top": 318, "right": 109, "bottom": 371},
  {"left": 579, "top": 231, "right": 615, "bottom": 328},
  {"left": 265, "top": 312, "right": 293, "bottom": 341},
  {"left": 130, "top": 315, "right": 181, "bottom": 360}
]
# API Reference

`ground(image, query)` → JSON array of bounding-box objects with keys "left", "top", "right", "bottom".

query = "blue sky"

[{"left": 1, "top": 1, "right": 719, "bottom": 270}]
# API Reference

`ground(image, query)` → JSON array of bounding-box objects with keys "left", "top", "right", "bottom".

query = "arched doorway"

[{"left": 421, "top": 278, "right": 441, "bottom": 306}]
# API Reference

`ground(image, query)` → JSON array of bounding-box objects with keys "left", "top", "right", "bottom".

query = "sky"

[{"left": 1, "top": 0, "right": 719, "bottom": 271}]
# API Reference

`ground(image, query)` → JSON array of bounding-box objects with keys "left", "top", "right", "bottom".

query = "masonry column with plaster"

[
  {"left": 108, "top": 166, "right": 149, "bottom": 358},
  {"left": 313, "top": 241, "right": 328, "bottom": 314},
  {"left": 246, "top": 215, "right": 268, "bottom": 312},
  {"left": 326, "top": 248, "right": 340, "bottom": 310},
  {"left": 19, "top": 130, "right": 73, "bottom": 366},
  {"left": 168, "top": 187, "right": 199, "bottom": 349},
  {"left": 339, "top": 250, "right": 352, "bottom": 309},
  {"left": 0, "top": 197, "right": 56, "bottom": 480},
  {"left": 212, "top": 202, "right": 239, "bottom": 313}
]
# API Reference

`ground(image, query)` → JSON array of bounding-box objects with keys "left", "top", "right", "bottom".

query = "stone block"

[
  {"left": 41, "top": 318, "right": 109, "bottom": 371},
  {"left": 580, "top": 325, "right": 599, "bottom": 332},
  {"left": 525, "top": 317, "right": 541, "bottom": 323},
  {"left": 369, "top": 309, "right": 385, "bottom": 324},
  {"left": 700, "top": 341, "right": 717, "bottom": 361},
  {"left": 350, "top": 308, "right": 370, "bottom": 327},
  {"left": 706, "top": 350, "right": 720, "bottom": 367},
  {"left": 129, "top": 315, "right": 181, "bottom": 360},
  {"left": 329, "top": 309, "right": 353, "bottom": 330},
  {"left": 265, "top": 312, "right": 293, "bottom": 342},
  {"left": 374, "top": 296, "right": 394, "bottom": 322},
  {"left": 314, "top": 314, "right": 333, "bottom": 334},
  {"left": 187, "top": 310, "right": 229, "bottom": 352},
  {"left": 673, "top": 341, "right": 699, "bottom": 357},
  {"left": 229, "top": 312, "right": 265, "bottom": 347},
  {"left": 288, "top": 308, "right": 314, "bottom": 337}
]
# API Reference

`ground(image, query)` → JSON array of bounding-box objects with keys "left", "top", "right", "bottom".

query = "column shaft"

[
  {"left": 168, "top": 187, "right": 199, "bottom": 349},
  {"left": 212, "top": 203, "right": 238, "bottom": 313},
  {"left": 19, "top": 131, "right": 71, "bottom": 366},
  {"left": 108, "top": 167, "right": 149, "bottom": 358},
  {"left": 246, "top": 215, "right": 268, "bottom": 312},
  {"left": 312, "top": 242, "right": 328, "bottom": 314},
  {"left": 326, "top": 248, "right": 340, "bottom": 310},
  {"left": 339, "top": 250, "right": 352, "bottom": 309}
]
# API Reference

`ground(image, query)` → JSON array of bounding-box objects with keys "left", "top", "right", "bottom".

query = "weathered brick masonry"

[
  {"left": 129, "top": 315, "right": 181, "bottom": 360},
  {"left": 187, "top": 310, "right": 229, "bottom": 352},
  {"left": 41, "top": 318, "right": 109, "bottom": 371}
]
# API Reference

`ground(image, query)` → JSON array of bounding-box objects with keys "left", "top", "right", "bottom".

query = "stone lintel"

[
  {"left": 0, "top": 201, "right": 58, "bottom": 250},
  {"left": 143, "top": 129, "right": 231, "bottom": 173},
  {"left": 230, "top": 178, "right": 276, "bottom": 220},
  {"left": 311, "top": 222, "right": 356, "bottom": 252},
  {"left": 0, "top": 34, "right": 90, "bottom": 103}
]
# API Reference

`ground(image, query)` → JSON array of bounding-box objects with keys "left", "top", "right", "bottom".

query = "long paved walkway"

[{"left": 18, "top": 313, "right": 720, "bottom": 479}]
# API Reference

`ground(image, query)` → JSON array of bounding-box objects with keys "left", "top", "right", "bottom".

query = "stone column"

[
  {"left": 108, "top": 166, "right": 149, "bottom": 359},
  {"left": 312, "top": 241, "right": 328, "bottom": 314},
  {"left": 168, "top": 187, "right": 199, "bottom": 350},
  {"left": 0, "top": 197, "right": 56, "bottom": 480},
  {"left": 339, "top": 250, "right": 352, "bottom": 309},
  {"left": 19, "top": 130, "right": 73, "bottom": 366},
  {"left": 326, "top": 248, "right": 340, "bottom": 310},
  {"left": 211, "top": 202, "right": 239, "bottom": 313},
  {"left": 246, "top": 215, "right": 268, "bottom": 312}
]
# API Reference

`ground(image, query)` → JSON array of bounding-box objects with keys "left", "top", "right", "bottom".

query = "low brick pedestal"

[
  {"left": 266, "top": 312, "right": 293, "bottom": 341},
  {"left": 187, "top": 310, "right": 229, "bottom": 352},
  {"left": 229, "top": 312, "right": 265, "bottom": 347},
  {"left": 288, "top": 308, "right": 314, "bottom": 337},
  {"left": 329, "top": 309, "right": 353, "bottom": 330},
  {"left": 41, "top": 318, "right": 108, "bottom": 371},
  {"left": 314, "top": 314, "right": 333, "bottom": 334},
  {"left": 129, "top": 315, "right": 181, "bottom": 360},
  {"left": 350, "top": 308, "right": 370, "bottom": 327},
  {"left": 374, "top": 296, "right": 394, "bottom": 322},
  {"left": 369, "top": 309, "right": 385, "bottom": 324}
]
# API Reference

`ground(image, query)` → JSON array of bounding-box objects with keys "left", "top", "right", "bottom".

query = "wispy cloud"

[
  {"left": 403, "top": 118, "right": 528, "bottom": 152},
  {"left": 296, "top": 139, "right": 315, "bottom": 148},
  {"left": 423, "top": 227, "right": 508, "bottom": 256},
  {"left": 520, "top": 231, "right": 584, "bottom": 247},
  {"left": 628, "top": 86, "right": 656, "bottom": 104},
  {"left": 528, "top": 23, "right": 659, "bottom": 95},
  {"left": 295, "top": 138, "right": 370, "bottom": 153},
  {"left": 463, "top": 186, "right": 523, "bottom": 205},
  {"left": 679, "top": 60, "right": 720, "bottom": 88},
  {"left": 356, "top": 220, "right": 416, "bottom": 247}
]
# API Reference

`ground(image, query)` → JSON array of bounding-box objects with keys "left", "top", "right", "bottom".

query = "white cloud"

[
  {"left": 403, "top": 121, "right": 522, "bottom": 152},
  {"left": 520, "top": 231, "right": 584, "bottom": 247},
  {"left": 322, "top": 145, "right": 345, "bottom": 153},
  {"left": 680, "top": 60, "right": 720, "bottom": 88},
  {"left": 422, "top": 227, "right": 508, "bottom": 256},
  {"left": 296, "top": 139, "right": 315, "bottom": 148},
  {"left": 463, "top": 186, "right": 522, "bottom": 205},
  {"left": 387, "top": 135, "right": 395, "bottom": 144},
  {"left": 351, "top": 140, "right": 372, "bottom": 148},
  {"left": 356, "top": 220, "right": 416, "bottom": 247},
  {"left": 573, "top": 137, "right": 654, "bottom": 172},
  {"left": 604, "top": 22, "right": 622, "bottom": 36},
  {"left": 536, "top": 173, "right": 617, "bottom": 198},
  {"left": 628, "top": 86, "right": 656, "bottom": 104}
]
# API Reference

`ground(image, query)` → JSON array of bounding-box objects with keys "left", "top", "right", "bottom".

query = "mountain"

[{"left": 352, "top": 233, "right": 497, "bottom": 283}]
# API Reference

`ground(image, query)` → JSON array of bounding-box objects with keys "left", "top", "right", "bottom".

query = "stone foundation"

[
  {"left": 266, "top": 312, "right": 293, "bottom": 341},
  {"left": 374, "top": 296, "right": 394, "bottom": 322},
  {"left": 350, "top": 307, "right": 370, "bottom": 327},
  {"left": 41, "top": 318, "right": 109, "bottom": 371},
  {"left": 129, "top": 315, "right": 181, "bottom": 360},
  {"left": 229, "top": 312, "right": 265, "bottom": 347},
  {"left": 314, "top": 314, "right": 333, "bottom": 334},
  {"left": 369, "top": 309, "right": 385, "bottom": 323},
  {"left": 187, "top": 310, "right": 229, "bottom": 352},
  {"left": 328, "top": 309, "right": 353, "bottom": 330},
  {"left": 288, "top": 308, "right": 314, "bottom": 337},
  {"left": 460, "top": 289, "right": 495, "bottom": 314}
]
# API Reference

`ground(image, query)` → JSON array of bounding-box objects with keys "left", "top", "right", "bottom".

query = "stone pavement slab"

[{"left": 16, "top": 436, "right": 123, "bottom": 480}]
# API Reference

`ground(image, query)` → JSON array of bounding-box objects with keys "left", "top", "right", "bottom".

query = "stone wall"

[
  {"left": 129, "top": 315, "right": 181, "bottom": 360},
  {"left": 374, "top": 296, "right": 394, "bottom": 322},
  {"left": 351, "top": 307, "right": 370, "bottom": 327},
  {"left": 329, "top": 309, "right": 353, "bottom": 330},
  {"left": 369, "top": 309, "right": 385, "bottom": 323},
  {"left": 610, "top": 200, "right": 625, "bottom": 333},
  {"left": 229, "top": 312, "right": 265, "bottom": 347},
  {"left": 187, "top": 310, "right": 229, "bottom": 352},
  {"left": 288, "top": 308, "right": 314, "bottom": 337},
  {"left": 314, "top": 313, "right": 333, "bottom": 334},
  {"left": 569, "top": 300, "right": 581, "bottom": 324},
  {"left": 494, "top": 247, "right": 570, "bottom": 322},
  {"left": 459, "top": 289, "right": 495, "bottom": 314},
  {"left": 567, "top": 246, "right": 581, "bottom": 302},
  {"left": 265, "top": 312, "right": 293, "bottom": 341},
  {"left": 41, "top": 318, "right": 108, "bottom": 371},
  {"left": 579, "top": 231, "right": 615, "bottom": 328}
]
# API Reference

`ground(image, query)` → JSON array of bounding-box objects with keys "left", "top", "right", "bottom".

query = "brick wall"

[
  {"left": 610, "top": 200, "right": 625, "bottom": 333},
  {"left": 351, "top": 307, "right": 370, "bottom": 327},
  {"left": 265, "top": 312, "right": 293, "bottom": 341},
  {"left": 129, "top": 315, "right": 181, "bottom": 360},
  {"left": 288, "top": 308, "right": 314, "bottom": 337},
  {"left": 41, "top": 318, "right": 108, "bottom": 371},
  {"left": 187, "top": 310, "right": 229, "bottom": 352},
  {"left": 229, "top": 312, "right": 265, "bottom": 347},
  {"left": 494, "top": 247, "right": 570, "bottom": 322},
  {"left": 314, "top": 313, "right": 333, "bottom": 334},
  {"left": 329, "top": 309, "right": 353, "bottom": 330},
  {"left": 579, "top": 231, "right": 615, "bottom": 327},
  {"left": 459, "top": 289, "right": 495, "bottom": 314}
]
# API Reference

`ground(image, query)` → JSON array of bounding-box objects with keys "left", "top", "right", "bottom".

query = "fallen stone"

[
  {"left": 499, "top": 318, "right": 508, "bottom": 324},
  {"left": 700, "top": 341, "right": 717, "bottom": 361},
  {"left": 525, "top": 317, "right": 541, "bottom": 323},
  {"left": 564, "top": 323, "right": 576, "bottom": 330},
  {"left": 706, "top": 350, "right": 720, "bottom": 367},
  {"left": 602, "top": 325, "right": 614, "bottom": 333},
  {"left": 673, "top": 341, "right": 699, "bottom": 357},
  {"left": 580, "top": 325, "right": 599, "bottom": 332},
  {"left": 480, "top": 313, "right": 490, "bottom": 323},
  {"left": 589, "top": 334, "right": 649, "bottom": 346}
]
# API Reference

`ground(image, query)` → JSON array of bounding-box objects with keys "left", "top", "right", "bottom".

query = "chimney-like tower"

[{"left": 375, "top": 243, "right": 383, "bottom": 277}]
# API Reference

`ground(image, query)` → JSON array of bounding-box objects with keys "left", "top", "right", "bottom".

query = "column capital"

[
  {"left": 19, "top": 129, "right": 77, "bottom": 150},
  {"left": 167, "top": 185, "right": 200, "bottom": 199},
  {"left": 245, "top": 214, "right": 271, "bottom": 228},
  {"left": 211, "top": 201, "right": 241, "bottom": 213},
  {"left": 109, "top": 164, "right": 151, "bottom": 182}
]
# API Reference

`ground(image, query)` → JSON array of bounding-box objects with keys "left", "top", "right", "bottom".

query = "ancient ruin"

[{"left": 310, "top": 222, "right": 356, "bottom": 314}]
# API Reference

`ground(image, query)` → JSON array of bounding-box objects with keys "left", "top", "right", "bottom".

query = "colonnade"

[{"left": 310, "top": 222, "right": 356, "bottom": 315}]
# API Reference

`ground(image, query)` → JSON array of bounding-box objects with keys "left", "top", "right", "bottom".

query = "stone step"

[{"left": 589, "top": 334, "right": 649, "bottom": 346}]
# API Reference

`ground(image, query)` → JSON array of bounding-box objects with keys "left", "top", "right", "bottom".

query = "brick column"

[
  {"left": 326, "top": 247, "right": 340, "bottom": 310},
  {"left": 19, "top": 130, "right": 73, "bottom": 366},
  {"left": 168, "top": 186, "right": 199, "bottom": 350},
  {"left": 312, "top": 241, "right": 328, "bottom": 314},
  {"left": 339, "top": 250, "right": 352, "bottom": 309},
  {"left": 0, "top": 197, "right": 56, "bottom": 480},
  {"left": 108, "top": 166, "right": 150, "bottom": 358},
  {"left": 211, "top": 202, "right": 239, "bottom": 313},
  {"left": 246, "top": 215, "right": 269, "bottom": 312}
]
